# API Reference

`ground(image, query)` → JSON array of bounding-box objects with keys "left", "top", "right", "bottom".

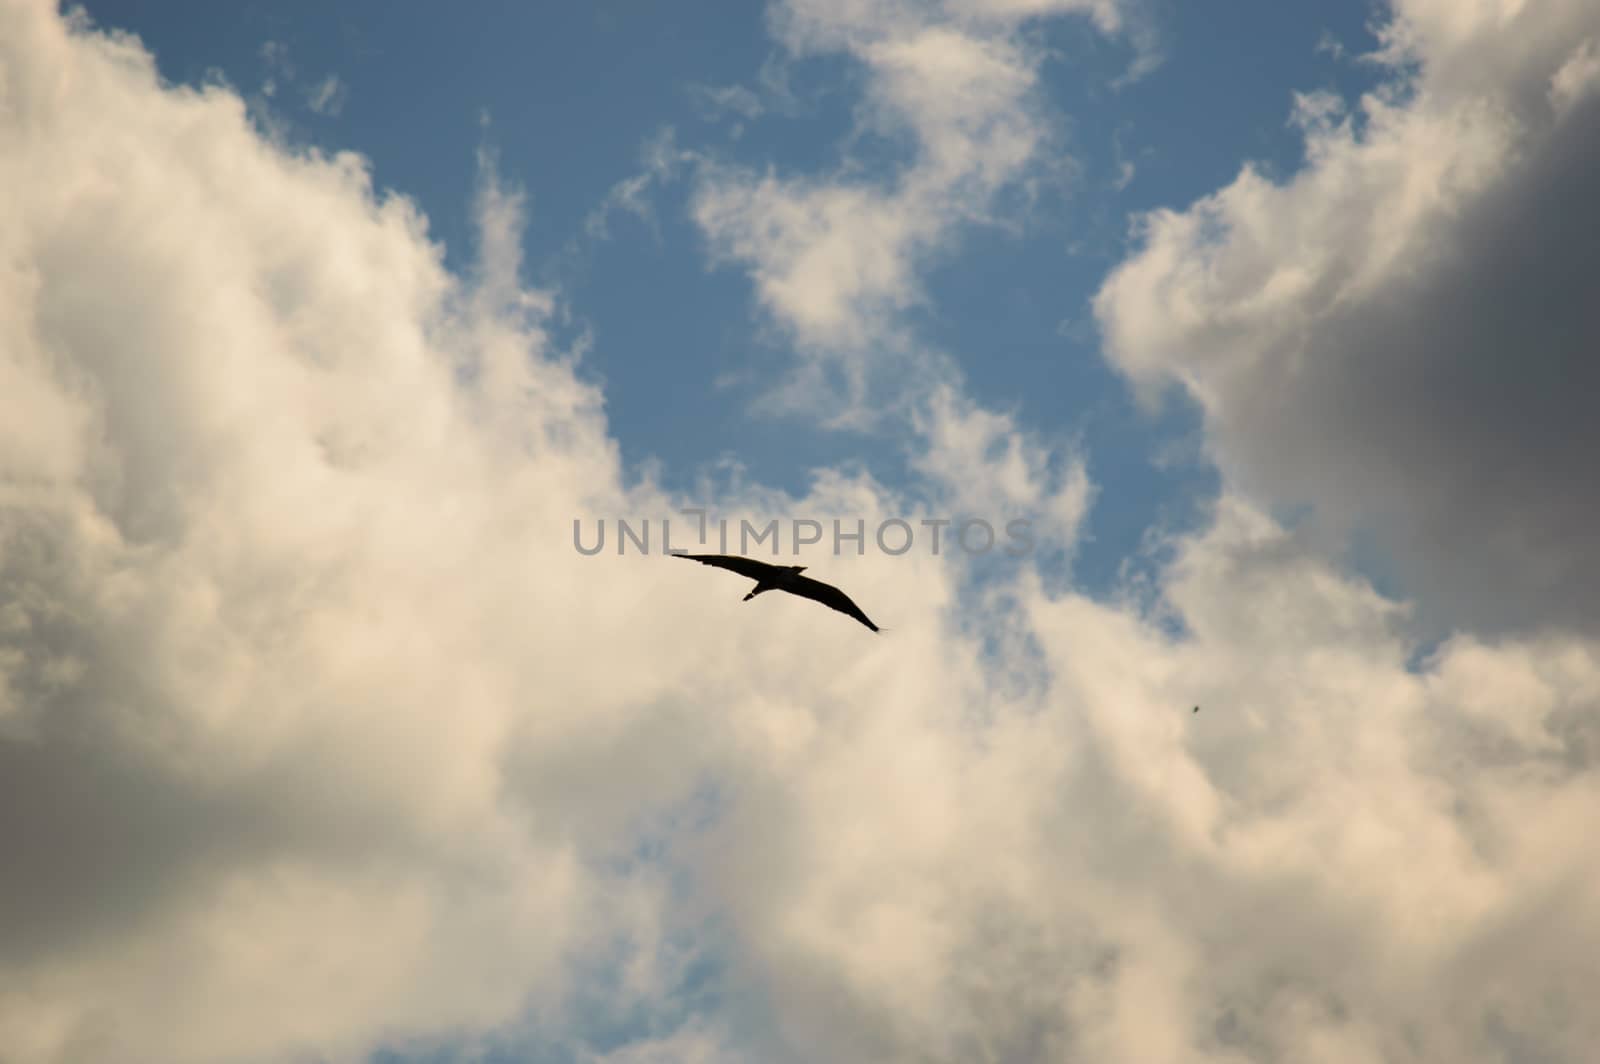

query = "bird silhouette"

[{"left": 674, "top": 553, "right": 880, "bottom": 632}]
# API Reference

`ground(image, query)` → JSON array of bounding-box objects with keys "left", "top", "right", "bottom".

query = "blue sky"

[
  {"left": 11, "top": 1, "right": 1600, "bottom": 1060},
  {"left": 81, "top": 0, "right": 1386, "bottom": 596}
]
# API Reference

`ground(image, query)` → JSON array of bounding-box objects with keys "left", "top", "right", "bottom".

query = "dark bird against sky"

[{"left": 675, "top": 554, "right": 880, "bottom": 632}]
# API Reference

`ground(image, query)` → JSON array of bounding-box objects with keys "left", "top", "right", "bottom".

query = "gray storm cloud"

[{"left": 1095, "top": 0, "right": 1600, "bottom": 638}]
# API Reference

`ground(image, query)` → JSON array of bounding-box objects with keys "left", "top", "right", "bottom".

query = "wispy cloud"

[
  {"left": 688, "top": 82, "right": 766, "bottom": 123},
  {"left": 306, "top": 73, "right": 348, "bottom": 116},
  {"left": 1315, "top": 27, "right": 1348, "bottom": 61},
  {"left": 583, "top": 126, "right": 693, "bottom": 243},
  {"left": 255, "top": 38, "right": 348, "bottom": 118}
]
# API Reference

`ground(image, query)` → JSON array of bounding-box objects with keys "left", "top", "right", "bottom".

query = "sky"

[{"left": 2, "top": 0, "right": 1599, "bottom": 1061}]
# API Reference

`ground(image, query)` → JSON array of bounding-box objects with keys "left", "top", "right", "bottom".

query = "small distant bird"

[
  {"left": 675, "top": 553, "right": 880, "bottom": 632},
  {"left": 1193, "top": 705, "right": 1200, "bottom": 713}
]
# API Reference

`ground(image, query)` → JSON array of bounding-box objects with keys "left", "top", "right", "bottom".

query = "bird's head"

[{"left": 788, "top": 565, "right": 807, "bottom": 573}]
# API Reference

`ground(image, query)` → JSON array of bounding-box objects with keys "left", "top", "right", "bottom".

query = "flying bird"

[{"left": 674, "top": 553, "right": 880, "bottom": 632}]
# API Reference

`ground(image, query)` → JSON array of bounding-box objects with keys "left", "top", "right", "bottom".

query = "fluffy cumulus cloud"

[
  {"left": 0, "top": 5, "right": 662, "bottom": 1058},
  {"left": 4, "top": 2, "right": 1600, "bottom": 1064},
  {"left": 1095, "top": 0, "right": 1600, "bottom": 637}
]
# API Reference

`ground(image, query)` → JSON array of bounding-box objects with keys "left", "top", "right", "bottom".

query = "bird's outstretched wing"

[
  {"left": 674, "top": 553, "right": 787, "bottom": 582},
  {"left": 790, "top": 575, "right": 880, "bottom": 632}
]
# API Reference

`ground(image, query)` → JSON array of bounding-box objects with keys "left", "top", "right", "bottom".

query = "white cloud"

[
  {"left": 259, "top": 38, "right": 291, "bottom": 101},
  {"left": 689, "top": 82, "right": 767, "bottom": 123},
  {"left": 691, "top": 0, "right": 1144, "bottom": 415},
  {"left": 5, "top": 4, "right": 1600, "bottom": 1064},
  {"left": 306, "top": 73, "right": 348, "bottom": 117},
  {"left": 908, "top": 385, "right": 1091, "bottom": 559},
  {"left": 1109, "top": 124, "right": 1143, "bottom": 192},
  {"left": 583, "top": 126, "right": 692, "bottom": 243},
  {"left": 254, "top": 37, "right": 347, "bottom": 118},
  {"left": 0, "top": 6, "right": 664, "bottom": 1058},
  {"left": 1095, "top": 0, "right": 1600, "bottom": 636},
  {"left": 1549, "top": 37, "right": 1600, "bottom": 116},
  {"left": 1314, "top": 28, "right": 1348, "bottom": 62}
]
